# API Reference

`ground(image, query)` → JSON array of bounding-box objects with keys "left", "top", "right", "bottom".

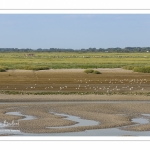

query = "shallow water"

[
  {"left": 6, "top": 112, "right": 36, "bottom": 121},
  {"left": 142, "top": 114, "right": 150, "bottom": 117},
  {"left": 47, "top": 112, "right": 99, "bottom": 129},
  {"left": 132, "top": 118, "right": 149, "bottom": 124}
]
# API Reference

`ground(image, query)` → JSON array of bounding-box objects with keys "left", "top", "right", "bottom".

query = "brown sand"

[{"left": 0, "top": 94, "right": 150, "bottom": 102}]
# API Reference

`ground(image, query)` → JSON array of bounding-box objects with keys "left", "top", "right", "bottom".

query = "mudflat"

[{"left": 1, "top": 102, "right": 150, "bottom": 134}]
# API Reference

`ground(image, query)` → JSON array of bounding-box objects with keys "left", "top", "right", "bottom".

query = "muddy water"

[{"left": 0, "top": 112, "right": 150, "bottom": 136}]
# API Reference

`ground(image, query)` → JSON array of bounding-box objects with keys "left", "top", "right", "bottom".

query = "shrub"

[
  {"left": 93, "top": 70, "right": 101, "bottom": 74},
  {"left": 32, "top": 66, "right": 49, "bottom": 71},
  {"left": 133, "top": 67, "right": 150, "bottom": 73},
  {"left": 84, "top": 69, "right": 94, "bottom": 74},
  {"left": 84, "top": 69, "right": 101, "bottom": 74},
  {"left": 0, "top": 67, "right": 7, "bottom": 72}
]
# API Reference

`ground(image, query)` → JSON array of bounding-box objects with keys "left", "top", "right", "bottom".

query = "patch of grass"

[
  {"left": 84, "top": 69, "right": 94, "bottom": 74},
  {"left": 0, "top": 67, "right": 8, "bottom": 72},
  {"left": 1, "top": 90, "right": 150, "bottom": 96},
  {"left": 122, "top": 66, "right": 135, "bottom": 70},
  {"left": 25, "top": 66, "right": 50, "bottom": 71},
  {"left": 84, "top": 69, "right": 101, "bottom": 74},
  {"left": 1, "top": 52, "right": 150, "bottom": 70},
  {"left": 133, "top": 67, "right": 150, "bottom": 73},
  {"left": 123, "top": 65, "right": 150, "bottom": 73},
  {"left": 93, "top": 70, "right": 101, "bottom": 74}
]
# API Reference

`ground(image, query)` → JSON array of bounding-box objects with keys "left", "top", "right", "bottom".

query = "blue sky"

[{"left": 0, "top": 14, "right": 150, "bottom": 49}]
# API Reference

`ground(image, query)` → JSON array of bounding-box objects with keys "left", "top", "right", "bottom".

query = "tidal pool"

[{"left": 47, "top": 112, "right": 99, "bottom": 129}]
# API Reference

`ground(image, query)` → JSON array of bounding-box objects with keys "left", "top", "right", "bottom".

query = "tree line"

[{"left": 0, "top": 47, "right": 150, "bottom": 52}]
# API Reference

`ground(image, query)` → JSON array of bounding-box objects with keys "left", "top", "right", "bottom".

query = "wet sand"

[{"left": 0, "top": 102, "right": 150, "bottom": 134}]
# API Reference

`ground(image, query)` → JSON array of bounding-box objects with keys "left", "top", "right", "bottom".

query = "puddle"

[{"left": 47, "top": 112, "right": 99, "bottom": 129}]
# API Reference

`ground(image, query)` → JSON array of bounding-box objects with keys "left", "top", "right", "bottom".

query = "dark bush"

[
  {"left": 93, "top": 70, "right": 101, "bottom": 74},
  {"left": 0, "top": 67, "right": 7, "bottom": 72}
]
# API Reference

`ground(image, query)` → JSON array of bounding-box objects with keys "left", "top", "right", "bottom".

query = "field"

[{"left": 0, "top": 52, "right": 150, "bottom": 71}]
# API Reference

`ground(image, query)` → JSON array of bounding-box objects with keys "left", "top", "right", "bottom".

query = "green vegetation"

[
  {"left": 123, "top": 66, "right": 150, "bottom": 73},
  {"left": 84, "top": 69, "right": 94, "bottom": 74},
  {"left": 84, "top": 69, "right": 101, "bottom": 74},
  {"left": 0, "top": 67, "right": 8, "bottom": 72},
  {"left": 122, "top": 66, "right": 135, "bottom": 70},
  {"left": 0, "top": 52, "right": 150, "bottom": 72},
  {"left": 133, "top": 67, "right": 150, "bottom": 73},
  {"left": 1, "top": 90, "right": 150, "bottom": 96},
  {"left": 22, "top": 66, "right": 50, "bottom": 70},
  {"left": 93, "top": 70, "right": 101, "bottom": 74}
]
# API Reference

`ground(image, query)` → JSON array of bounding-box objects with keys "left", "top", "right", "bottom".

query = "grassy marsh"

[{"left": 1, "top": 52, "right": 150, "bottom": 71}]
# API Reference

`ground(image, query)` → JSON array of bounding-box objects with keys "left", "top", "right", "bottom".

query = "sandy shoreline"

[{"left": 0, "top": 94, "right": 150, "bottom": 102}]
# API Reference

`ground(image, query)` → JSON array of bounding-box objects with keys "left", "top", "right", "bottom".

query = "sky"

[{"left": 0, "top": 14, "right": 150, "bottom": 49}]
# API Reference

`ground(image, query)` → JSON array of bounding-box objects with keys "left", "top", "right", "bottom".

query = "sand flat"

[{"left": 0, "top": 94, "right": 150, "bottom": 102}]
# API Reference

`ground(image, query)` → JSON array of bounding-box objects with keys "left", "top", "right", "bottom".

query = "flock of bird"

[{"left": 2, "top": 78, "right": 149, "bottom": 93}]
